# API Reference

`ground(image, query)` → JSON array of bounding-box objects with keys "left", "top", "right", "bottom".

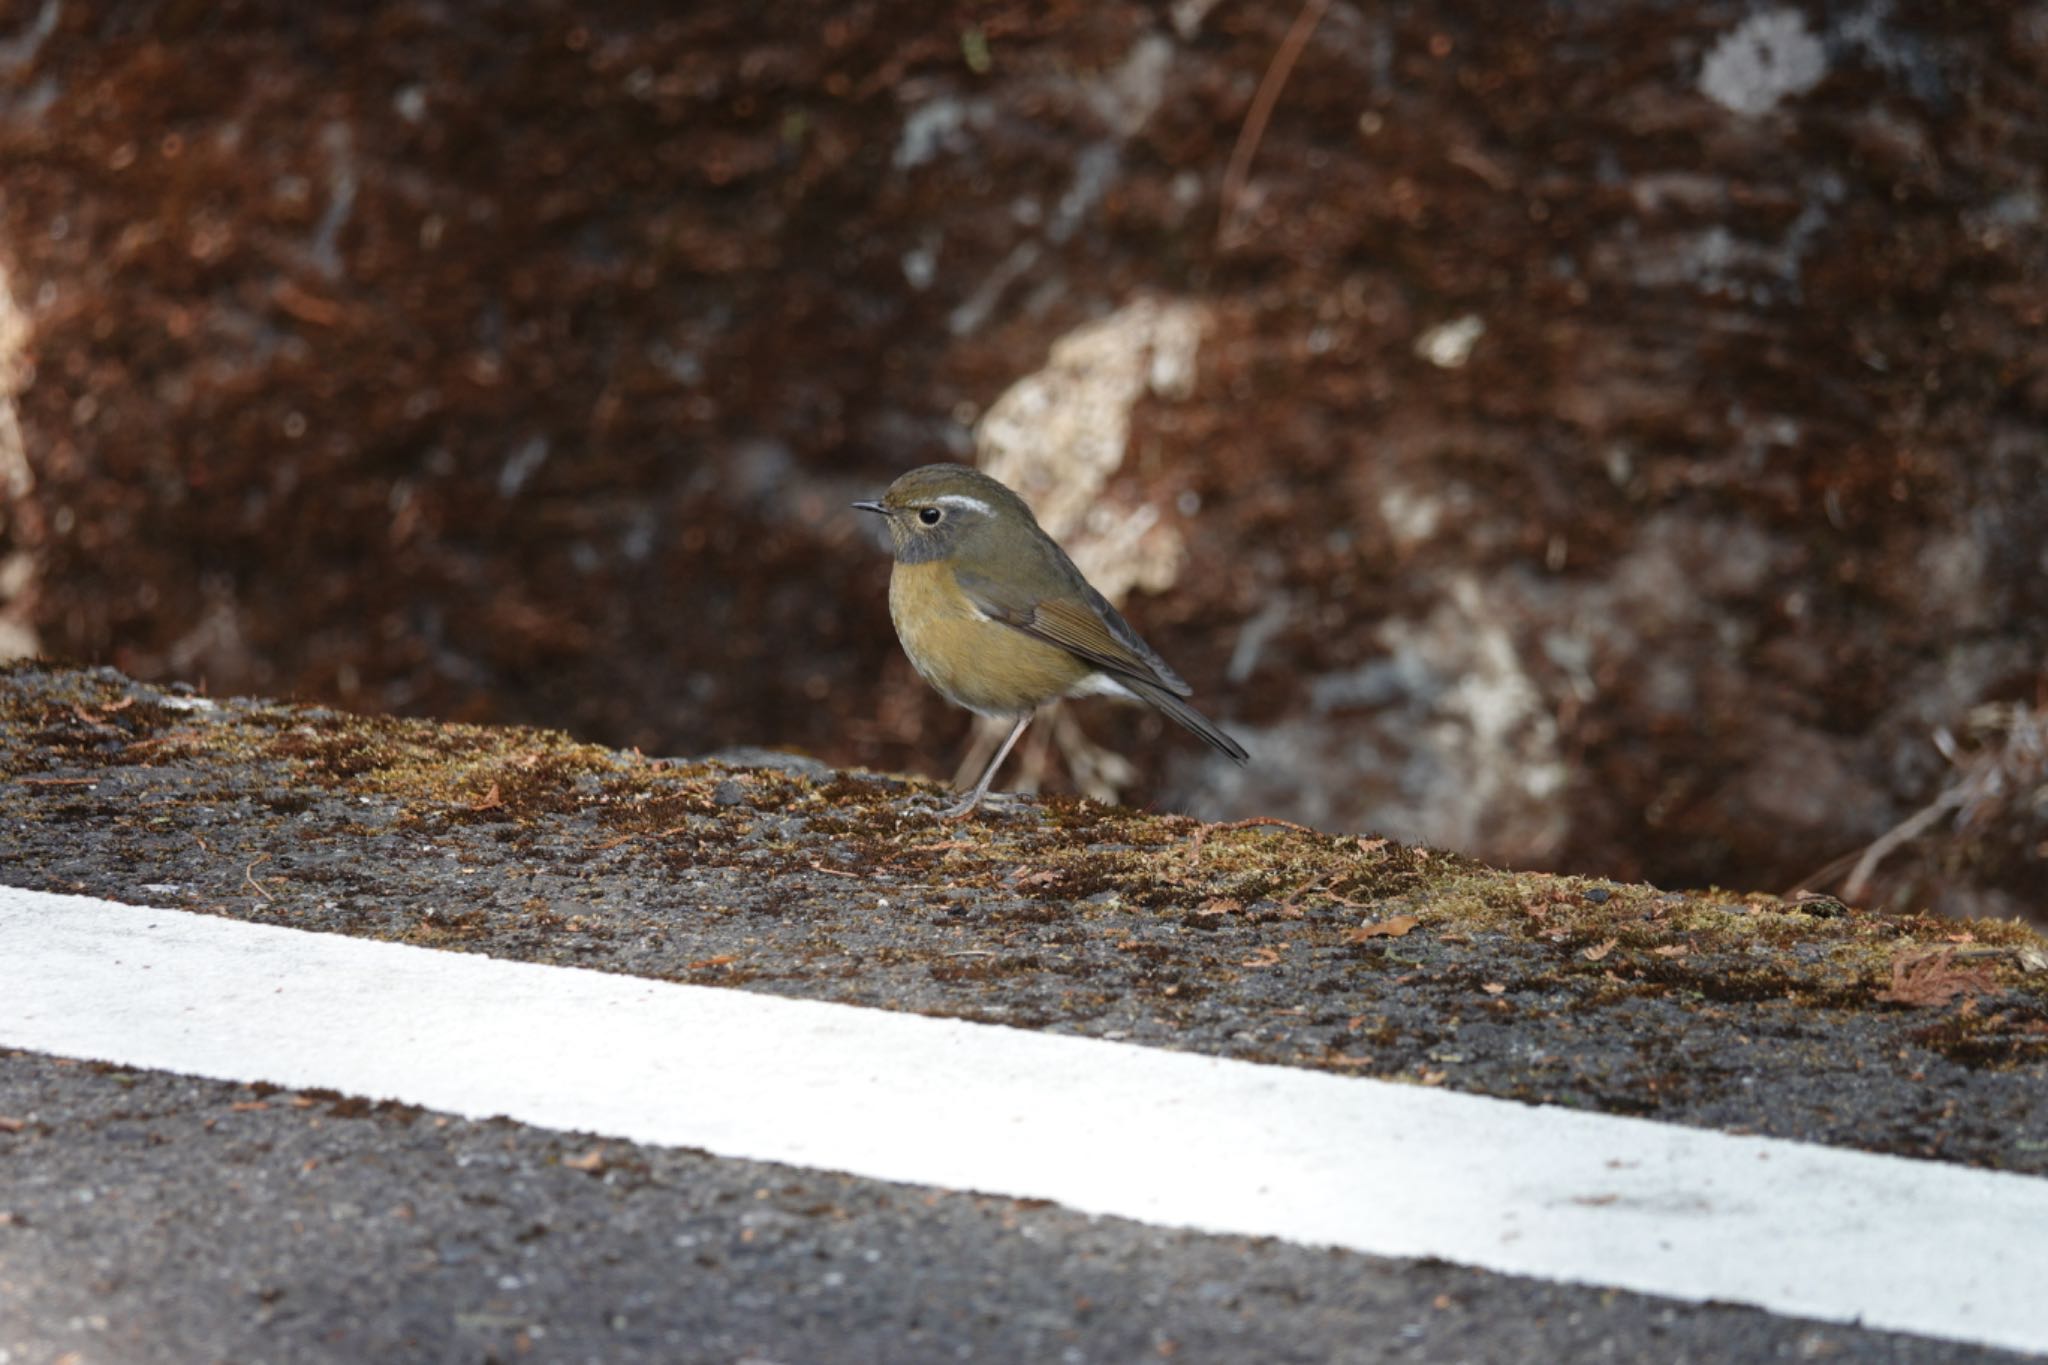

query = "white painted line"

[{"left": 2, "top": 886, "right": 2042, "bottom": 1355}]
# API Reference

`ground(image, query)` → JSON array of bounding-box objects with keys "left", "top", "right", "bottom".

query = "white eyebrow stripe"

[{"left": 933, "top": 494, "right": 994, "bottom": 515}]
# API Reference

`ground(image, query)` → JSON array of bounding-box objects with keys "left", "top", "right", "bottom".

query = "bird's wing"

[{"left": 954, "top": 565, "right": 1193, "bottom": 698}]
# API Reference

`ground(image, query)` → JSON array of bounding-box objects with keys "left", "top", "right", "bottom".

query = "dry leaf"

[
  {"left": 1582, "top": 939, "right": 1618, "bottom": 962},
  {"left": 561, "top": 1146, "right": 607, "bottom": 1173},
  {"left": 1011, "top": 868, "right": 1066, "bottom": 889},
  {"left": 1195, "top": 897, "right": 1242, "bottom": 917},
  {"left": 1347, "top": 914, "right": 1420, "bottom": 942},
  {"left": 1481, "top": 982, "right": 1508, "bottom": 996},
  {"left": 686, "top": 954, "right": 738, "bottom": 970},
  {"left": 0, "top": 1116, "right": 24, "bottom": 1133},
  {"left": 1239, "top": 947, "right": 1282, "bottom": 968},
  {"left": 1876, "top": 949, "right": 1998, "bottom": 1008},
  {"left": 1652, "top": 944, "right": 1689, "bottom": 958}
]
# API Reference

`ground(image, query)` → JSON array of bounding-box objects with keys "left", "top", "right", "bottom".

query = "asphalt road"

[{"left": 0, "top": 1049, "right": 2029, "bottom": 1365}]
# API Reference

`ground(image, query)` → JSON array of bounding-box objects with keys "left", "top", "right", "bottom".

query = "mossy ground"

[{"left": 6, "top": 661, "right": 2046, "bottom": 1170}]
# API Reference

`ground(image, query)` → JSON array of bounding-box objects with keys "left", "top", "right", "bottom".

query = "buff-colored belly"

[{"left": 889, "top": 561, "right": 1091, "bottom": 717}]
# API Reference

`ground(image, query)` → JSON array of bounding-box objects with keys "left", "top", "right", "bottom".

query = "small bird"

[{"left": 855, "top": 464, "right": 1248, "bottom": 817}]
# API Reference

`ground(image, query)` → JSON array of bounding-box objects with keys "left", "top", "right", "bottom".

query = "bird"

[{"left": 854, "top": 463, "right": 1248, "bottom": 817}]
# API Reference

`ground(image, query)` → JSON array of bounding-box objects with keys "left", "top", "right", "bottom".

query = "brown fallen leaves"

[
  {"left": 1876, "top": 948, "right": 2000, "bottom": 1008},
  {"left": 561, "top": 1146, "right": 608, "bottom": 1173},
  {"left": 1346, "top": 914, "right": 1419, "bottom": 942}
]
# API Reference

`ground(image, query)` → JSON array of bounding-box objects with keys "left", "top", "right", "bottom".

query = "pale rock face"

[{"left": 1699, "top": 9, "right": 1830, "bottom": 117}]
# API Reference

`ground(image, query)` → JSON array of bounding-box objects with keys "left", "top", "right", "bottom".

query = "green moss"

[
  {"left": 1907, "top": 1004, "right": 2048, "bottom": 1071},
  {"left": 260, "top": 711, "right": 624, "bottom": 817}
]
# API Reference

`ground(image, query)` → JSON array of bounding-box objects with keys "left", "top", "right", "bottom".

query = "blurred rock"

[{"left": 1, "top": 2, "right": 2042, "bottom": 916}]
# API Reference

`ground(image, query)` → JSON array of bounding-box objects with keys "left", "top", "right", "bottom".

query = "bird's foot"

[{"left": 935, "top": 789, "right": 1026, "bottom": 820}]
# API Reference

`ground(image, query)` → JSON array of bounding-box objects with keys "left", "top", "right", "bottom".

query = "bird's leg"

[
  {"left": 940, "top": 713, "right": 1032, "bottom": 819},
  {"left": 957, "top": 714, "right": 1051, "bottom": 796}
]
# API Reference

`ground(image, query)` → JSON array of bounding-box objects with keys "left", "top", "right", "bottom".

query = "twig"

[
  {"left": 1842, "top": 788, "right": 1969, "bottom": 904},
  {"left": 120, "top": 729, "right": 202, "bottom": 756},
  {"left": 243, "top": 853, "right": 274, "bottom": 903},
  {"left": 809, "top": 861, "right": 861, "bottom": 879},
  {"left": 592, "top": 823, "right": 694, "bottom": 852},
  {"left": 1784, "top": 845, "right": 1863, "bottom": 900},
  {"left": 1276, "top": 875, "right": 1324, "bottom": 917},
  {"left": 1216, "top": 0, "right": 1331, "bottom": 251},
  {"left": 1802, "top": 705, "right": 2047, "bottom": 901}
]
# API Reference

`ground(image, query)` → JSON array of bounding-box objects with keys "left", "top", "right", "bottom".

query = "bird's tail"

[{"left": 1124, "top": 678, "right": 1250, "bottom": 765}]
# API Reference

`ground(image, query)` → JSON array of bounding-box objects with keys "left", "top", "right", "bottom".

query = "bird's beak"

[{"left": 851, "top": 500, "right": 887, "bottom": 516}]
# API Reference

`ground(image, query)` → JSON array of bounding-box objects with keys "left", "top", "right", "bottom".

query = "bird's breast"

[{"left": 888, "top": 561, "right": 1091, "bottom": 717}]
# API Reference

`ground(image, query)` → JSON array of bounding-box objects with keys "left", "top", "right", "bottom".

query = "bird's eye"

[{"left": 919, "top": 506, "right": 943, "bottom": 526}]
